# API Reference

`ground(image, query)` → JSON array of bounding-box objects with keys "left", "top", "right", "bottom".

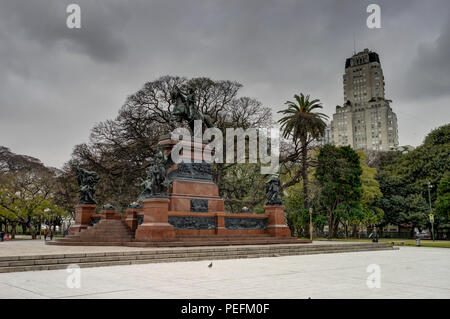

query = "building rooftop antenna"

[{"left": 353, "top": 32, "right": 357, "bottom": 55}]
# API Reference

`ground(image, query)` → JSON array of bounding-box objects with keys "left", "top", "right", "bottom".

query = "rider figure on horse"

[{"left": 170, "top": 85, "right": 213, "bottom": 133}]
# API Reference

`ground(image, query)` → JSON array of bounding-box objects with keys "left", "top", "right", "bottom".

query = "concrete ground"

[{"left": 0, "top": 242, "right": 448, "bottom": 298}]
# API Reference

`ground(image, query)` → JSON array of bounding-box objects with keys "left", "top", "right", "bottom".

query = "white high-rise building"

[{"left": 330, "top": 49, "right": 399, "bottom": 151}]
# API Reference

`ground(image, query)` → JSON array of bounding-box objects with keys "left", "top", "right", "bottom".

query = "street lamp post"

[{"left": 427, "top": 181, "right": 435, "bottom": 242}]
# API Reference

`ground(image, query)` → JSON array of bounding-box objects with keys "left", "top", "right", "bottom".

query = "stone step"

[
  {"left": 62, "top": 220, "right": 133, "bottom": 244},
  {"left": 67, "top": 233, "right": 133, "bottom": 239},
  {"left": 171, "top": 236, "right": 274, "bottom": 241},
  {"left": 0, "top": 243, "right": 392, "bottom": 263},
  {"left": 96, "top": 220, "right": 126, "bottom": 224},
  {"left": 0, "top": 242, "right": 392, "bottom": 262},
  {"left": 52, "top": 239, "right": 303, "bottom": 246},
  {"left": 129, "top": 239, "right": 306, "bottom": 247},
  {"left": 52, "top": 234, "right": 302, "bottom": 246},
  {"left": 54, "top": 238, "right": 133, "bottom": 243},
  {"left": 82, "top": 229, "right": 133, "bottom": 233},
  {"left": 0, "top": 247, "right": 390, "bottom": 268},
  {"left": 0, "top": 243, "right": 396, "bottom": 273},
  {"left": 42, "top": 243, "right": 390, "bottom": 253},
  {"left": 176, "top": 234, "right": 273, "bottom": 238},
  {"left": 1, "top": 243, "right": 393, "bottom": 264},
  {"left": 93, "top": 223, "right": 130, "bottom": 227},
  {"left": 81, "top": 228, "right": 132, "bottom": 233},
  {"left": 66, "top": 234, "right": 133, "bottom": 238}
]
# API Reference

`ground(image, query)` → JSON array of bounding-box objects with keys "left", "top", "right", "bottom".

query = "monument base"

[
  {"left": 135, "top": 198, "right": 175, "bottom": 240},
  {"left": 125, "top": 208, "right": 138, "bottom": 232},
  {"left": 70, "top": 204, "right": 96, "bottom": 234},
  {"left": 101, "top": 208, "right": 116, "bottom": 220},
  {"left": 265, "top": 205, "right": 291, "bottom": 237}
]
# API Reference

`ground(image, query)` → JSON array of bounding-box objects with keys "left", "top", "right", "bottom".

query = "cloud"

[
  {"left": 402, "top": 21, "right": 450, "bottom": 99},
  {"left": 0, "top": 0, "right": 449, "bottom": 167},
  {"left": 0, "top": 0, "right": 127, "bottom": 63}
]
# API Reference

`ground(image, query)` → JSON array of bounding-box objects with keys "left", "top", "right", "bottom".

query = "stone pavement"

[{"left": 0, "top": 245, "right": 448, "bottom": 299}]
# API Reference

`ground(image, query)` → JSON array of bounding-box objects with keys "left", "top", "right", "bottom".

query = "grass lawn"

[{"left": 314, "top": 237, "right": 450, "bottom": 248}]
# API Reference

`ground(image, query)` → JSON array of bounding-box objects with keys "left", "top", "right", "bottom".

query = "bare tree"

[{"left": 68, "top": 76, "right": 272, "bottom": 212}]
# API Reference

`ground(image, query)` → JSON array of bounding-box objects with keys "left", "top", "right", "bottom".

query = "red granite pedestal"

[
  {"left": 101, "top": 207, "right": 116, "bottom": 219},
  {"left": 265, "top": 205, "right": 291, "bottom": 237},
  {"left": 135, "top": 198, "right": 175, "bottom": 240},
  {"left": 70, "top": 204, "right": 96, "bottom": 234},
  {"left": 158, "top": 136, "right": 224, "bottom": 213},
  {"left": 125, "top": 208, "right": 139, "bottom": 232}
]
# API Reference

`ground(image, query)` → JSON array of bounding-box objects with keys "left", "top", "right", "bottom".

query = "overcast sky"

[{"left": 0, "top": 0, "right": 449, "bottom": 168}]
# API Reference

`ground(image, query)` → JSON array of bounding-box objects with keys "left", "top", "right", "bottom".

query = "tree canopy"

[
  {"left": 315, "top": 145, "right": 362, "bottom": 238},
  {"left": 67, "top": 75, "right": 273, "bottom": 212}
]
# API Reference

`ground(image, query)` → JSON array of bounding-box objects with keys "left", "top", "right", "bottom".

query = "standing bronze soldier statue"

[
  {"left": 266, "top": 174, "right": 283, "bottom": 206},
  {"left": 138, "top": 145, "right": 173, "bottom": 201},
  {"left": 76, "top": 166, "right": 100, "bottom": 205}
]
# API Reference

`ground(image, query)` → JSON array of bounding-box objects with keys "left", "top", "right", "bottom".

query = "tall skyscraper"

[{"left": 330, "top": 49, "right": 399, "bottom": 151}]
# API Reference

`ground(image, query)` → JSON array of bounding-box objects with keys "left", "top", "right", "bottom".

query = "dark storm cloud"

[
  {"left": 0, "top": 0, "right": 449, "bottom": 167},
  {"left": 403, "top": 21, "right": 450, "bottom": 99},
  {"left": 0, "top": 0, "right": 126, "bottom": 63}
]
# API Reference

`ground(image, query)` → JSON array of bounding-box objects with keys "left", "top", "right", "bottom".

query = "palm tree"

[{"left": 278, "top": 93, "right": 328, "bottom": 208}]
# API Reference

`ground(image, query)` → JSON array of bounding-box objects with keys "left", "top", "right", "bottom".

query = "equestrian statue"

[{"left": 169, "top": 85, "right": 214, "bottom": 133}]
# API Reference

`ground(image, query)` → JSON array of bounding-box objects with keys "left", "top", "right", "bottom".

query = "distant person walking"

[
  {"left": 44, "top": 228, "right": 48, "bottom": 241},
  {"left": 5, "top": 233, "right": 9, "bottom": 241},
  {"left": 50, "top": 229, "right": 54, "bottom": 241},
  {"left": 0, "top": 230, "right": 4, "bottom": 242}
]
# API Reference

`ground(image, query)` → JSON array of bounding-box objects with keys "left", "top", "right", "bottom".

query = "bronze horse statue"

[{"left": 170, "top": 86, "right": 213, "bottom": 133}]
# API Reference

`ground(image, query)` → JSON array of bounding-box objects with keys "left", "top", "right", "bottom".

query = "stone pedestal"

[
  {"left": 101, "top": 207, "right": 116, "bottom": 219},
  {"left": 125, "top": 208, "right": 138, "bottom": 232},
  {"left": 169, "top": 180, "right": 224, "bottom": 212},
  {"left": 215, "top": 212, "right": 227, "bottom": 235},
  {"left": 135, "top": 198, "right": 175, "bottom": 240},
  {"left": 70, "top": 204, "right": 96, "bottom": 234},
  {"left": 158, "top": 135, "right": 224, "bottom": 213},
  {"left": 265, "top": 205, "right": 291, "bottom": 237}
]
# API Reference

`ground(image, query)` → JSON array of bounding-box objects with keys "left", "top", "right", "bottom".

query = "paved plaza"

[
  {"left": 0, "top": 238, "right": 150, "bottom": 257},
  {"left": 0, "top": 241, "right": 448, "bottom": 299}
]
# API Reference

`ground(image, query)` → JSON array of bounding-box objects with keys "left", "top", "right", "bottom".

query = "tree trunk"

[
  {"left": 352, "top": 224, "right": 359, "bottom": 238},
  {"left": 328, "top": 215, "right": 334, "bottom": 239},
  {"left": 29, "top": 223, "right": 36, "bottom": 239},
  {"left": 11, "top": 221, "right": 16, "bottom": 239},
  {"left": 38, "top": 216, "right": 42, "bottom": 239},
  {"left": 296, "top": 225, "right": 302, "bottom": 238},
  {"left": 333, "top": 221, "right": 340, "bottom": 238}
]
